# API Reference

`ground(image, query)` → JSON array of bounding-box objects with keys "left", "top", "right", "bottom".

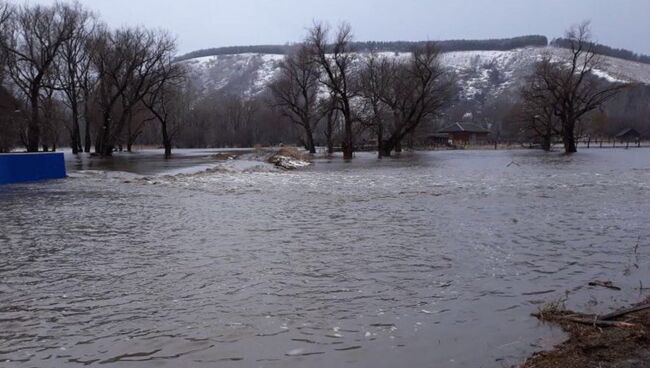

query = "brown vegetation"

[{"left": 524, "top": 298, "right": 650, "bottom": 368}]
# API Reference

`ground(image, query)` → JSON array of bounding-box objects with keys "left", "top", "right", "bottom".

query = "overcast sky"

[{"left": 27, "top": 0, "right": 650, "bottom": 56}]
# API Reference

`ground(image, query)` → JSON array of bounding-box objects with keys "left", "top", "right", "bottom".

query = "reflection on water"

[{"left": 1, "top": 149, "right": 649, "bottom": 367}]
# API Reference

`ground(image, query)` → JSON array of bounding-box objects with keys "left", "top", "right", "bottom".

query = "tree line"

[
  {"left": 0, "top": 1, "right": 185, "bottom": 157},
  {"left": 175, "top": 35, "right": 548, "bottom": 62},
  {"left": 552, "top": 38, "right": 650, "bottom": 65},
  {"left": 0, "top": 2, "right": 640, "bottom": 158},
  {"left": 517, "top": 22, "right": 629, "bottom": 153},
  {"left": 269, "top": 23, "right": 454, "bottom": 159}
]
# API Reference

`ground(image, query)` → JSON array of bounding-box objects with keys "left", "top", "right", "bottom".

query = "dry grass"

[{"left": 523, "top": 297, "right": 650, "bottom": 368}]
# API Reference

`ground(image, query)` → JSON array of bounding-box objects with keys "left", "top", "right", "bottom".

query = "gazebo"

[
  {"left": 616, "top": 128, "right": 641, "bottom": 142},
  {"left": 437, "top": 122, "right": 490, "bottom": 145}
]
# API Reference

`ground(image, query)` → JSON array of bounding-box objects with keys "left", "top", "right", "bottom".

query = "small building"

[
  {"left": 615, "top": 128, "right": 641, "bottom": 143},
  {"left": 437, "top": 122, "right": 490, "bottom": 145},
  {"left": 426, "top": 133, "right": 450, "bottom": 146}
]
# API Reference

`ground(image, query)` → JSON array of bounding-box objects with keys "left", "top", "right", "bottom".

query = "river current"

[{"left": 1, "top": 149, "right": 649, "bottom": 367}]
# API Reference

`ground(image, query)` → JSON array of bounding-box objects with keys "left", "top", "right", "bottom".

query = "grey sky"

[{"left": 28, "top": 0, "right": 650, "bottom": 55}]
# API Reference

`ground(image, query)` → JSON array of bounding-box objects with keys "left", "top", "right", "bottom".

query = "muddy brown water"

[{"left": 1, "top": 149, "right": 649, "bottom": 367}]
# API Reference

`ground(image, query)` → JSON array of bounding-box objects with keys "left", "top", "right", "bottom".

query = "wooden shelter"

[
  {"left": 615, "top": 128, "right": 641, "bottom": 143},
  {"left": 437, "top": 122, "right": 490, "bottom": 145}
]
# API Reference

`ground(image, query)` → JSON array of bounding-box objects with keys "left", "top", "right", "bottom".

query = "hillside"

[{"left": 182, "top": 46, "right": 650, "bottom": 102}]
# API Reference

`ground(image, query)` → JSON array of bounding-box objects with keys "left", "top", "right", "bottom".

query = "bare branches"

[
  {"left": 307, "top": 21, "right": 357, "bottom": 159},
  {"left": 92, "top": 27, "right": 179, "bottom": 156},
  {"left": 522, "top": 22, "right": 628, "bottom": 153},
  {"left": 268, "top": 44, "right": 320, "bottom": 153},
  {"left": 1, "top": 2, "right": 78, "bottom": 151},
  {"left": 363, "top": 42, "right": 452, "bottom": 156},
  {"left": 142, "top": 47, "right": 187, "bottom": 158}
]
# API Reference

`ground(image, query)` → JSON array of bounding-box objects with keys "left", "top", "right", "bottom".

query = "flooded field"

[{"left": 1, "top": 149, "right": 649, "bottom": 367}]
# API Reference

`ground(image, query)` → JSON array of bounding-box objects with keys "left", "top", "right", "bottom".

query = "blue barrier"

[{"left": 0, "top": 152, "right": 67, "bottom": 184}]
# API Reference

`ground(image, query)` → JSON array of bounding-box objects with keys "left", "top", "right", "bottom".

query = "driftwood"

[
  {"left": 532, "top": 312, "right": 638, "bottom": 328},
  {"left": 533, "top": 303, "right": 650, "bottom": 329},
  {"left": 588, "top": 280, "right": 621, "bottom": 290},
  {"left": 600, "top": 304, "right": 650, "bottom": 321},
  {"left": 557, "top": 315, "right": 638, "bottom": 328}
]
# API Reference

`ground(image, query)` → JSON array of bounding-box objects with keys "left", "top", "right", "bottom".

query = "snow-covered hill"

[{"left": 182, "top": 47, "right": 650, "bottom": 101}]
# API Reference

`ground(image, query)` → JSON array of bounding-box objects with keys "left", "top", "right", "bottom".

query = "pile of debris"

[
  {"left": 523, "top": 298, "right": 650, "bottom": 368},
  {"left": 266, "top": 147, "right": 311, "bottom": 170}
]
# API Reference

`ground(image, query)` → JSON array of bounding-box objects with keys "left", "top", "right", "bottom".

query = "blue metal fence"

[{"left": 0, "top": 153, "right": 67, "bottom": 184}]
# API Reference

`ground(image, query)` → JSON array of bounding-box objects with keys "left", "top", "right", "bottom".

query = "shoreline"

[{"left": 522, "top": 297, "right": 650, "bottom": 368}]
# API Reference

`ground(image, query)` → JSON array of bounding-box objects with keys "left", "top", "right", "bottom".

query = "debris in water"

[
  {"left": 267, "top": 147, "right": 311, "bottom": 170},
  {"left": 588, "top": 280, "right": 621, "bottom": 290}
]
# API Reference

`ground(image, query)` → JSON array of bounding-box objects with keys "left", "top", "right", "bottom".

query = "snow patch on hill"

[{"left": 182, "top": 47, "right": 650, "bottom": 100}]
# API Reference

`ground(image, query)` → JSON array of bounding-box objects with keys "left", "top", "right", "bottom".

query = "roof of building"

[
  {"left": 438, "top": 122, "right": 490, "bottom": 134},
  {"left": 615, "top": 128, "right": 640, "bottom": 138}
]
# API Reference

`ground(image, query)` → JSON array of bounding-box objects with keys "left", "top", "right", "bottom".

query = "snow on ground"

[{"left": 182, "top": 47, "right": 650, "bottom": 100}]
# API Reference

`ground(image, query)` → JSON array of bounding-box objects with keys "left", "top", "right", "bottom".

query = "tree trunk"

[
  {"left": 161, "top": 120, "right": 172, "bottom": 159},
  {"left": 305, "top": 129, "right": 316, "bottom": 154},
  {"left": 563, "top": 120, "right": 577, "bottom": 153},
  {"left": 27, "top": 91, "right": 40, "bottom": 152},
  {"left": 83, "top": 93, "right": 92, "bottom": 153},
  {"left": 343, "top": 113, "right": 353, "bottom": 160},
  {"left": 164, "top": 142, "right": 172, "bottom": 159},
  {"left": 376, "top": 125, "right": 383, "bottom": 159},
  {"left": 395, "top": 140, "right": 402, "bottom": 153},
  {"left": 326, "top": 110, "right": 335, "bottom": 155},
  {"left": 126, "top": 112, "right": 133, "bottom": 152},
  {"left": 98, "top": 116, "right": 113, "bottom": 156},
  {"left": 326, "top": 133, "right": 333, "bottom": 155},
  {"left": 71, "top": 103, "right": 81, "bottom": 154},
  {"left": 382, "top": 141, "right": 392, "bottom": 157},
  {"left": 541, "top": 133, "right": 552, "bottom": 151}
]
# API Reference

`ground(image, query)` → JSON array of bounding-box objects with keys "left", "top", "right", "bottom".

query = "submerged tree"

[
  {"left": 526, "top": 22, "right": 627, "bottom": 153},
  {"left": 56, "top": 2, "right": 96, "bottom": 154},
  {"left": 91, "top": 27, "right": 175, "bottom": 156},
  {"left": 268, "top": 44, "right": 321, "bottom": 154},
  {"left": 376, "top": 43, "right": 453, "bottom": 156},
  {"left": 1, "top": 2, "right": 77, "bottom": 151},
  {"left": 358, "top": 52, "right": 392, "bottom": 157},
  {"left": 307, "top": 22, "right": 357, "bottom": 159},
  {"left": 519, "top": 57, "right": 561, "bottom": 151},
  {"left": 143, "top": 51, "right": 187, "bottom": 159}
]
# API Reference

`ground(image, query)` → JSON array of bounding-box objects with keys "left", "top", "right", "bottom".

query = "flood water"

[{"left": 1, "top": 149, "right": 649, "bottom": 367}]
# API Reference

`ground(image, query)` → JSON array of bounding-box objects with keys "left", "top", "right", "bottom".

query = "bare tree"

[
  {"left": 56, "top": 2, "right": 95, "bottom": 154},
  {"left": 39, "top": 78, "right": 65, "bottom": 151},
  {"left": 319, "top": 93, "right": 339, "bottom": 156},
  {"left": 307, "top": 22, "right": 357, "bottom": 159},
  {"left": 142, "top": 53, "right": 187, "bottom": 158},
  {"left": 1, "top": 2, "right": 77, "bottom": 151},
  {"left": 268, "top": 44, "right": 321, "bottom": 154},
  {"left": 221, "top": 94, "right": 259, "bottom": 148},
  {"left": 519, "top": 57, "right": 561, "bottom": 151},
  {"left": 379, "top": 43, "right": 452, "bottom": 156},
  {"left": 530, "top": 22, "right": 627, "bottom": 153},
  {"left": 358, "top": 52, "right": 392, "bottom": 157},
  {"left": 0, "top": 1, "right": 10, "bottom": 85},
  {"left": 91, "top": 27, "right": 175, "bottom": 156}
]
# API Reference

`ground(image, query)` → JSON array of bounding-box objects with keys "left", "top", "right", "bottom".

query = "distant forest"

[
  {"left": 175, "top": 35, "right": 650, "bottom": 65},
  {"left": 175, "top": 35, "right": 549, "bottom": 61},
  {"left": 551, "top": 38, "right": 650, "bottom": 65}
]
